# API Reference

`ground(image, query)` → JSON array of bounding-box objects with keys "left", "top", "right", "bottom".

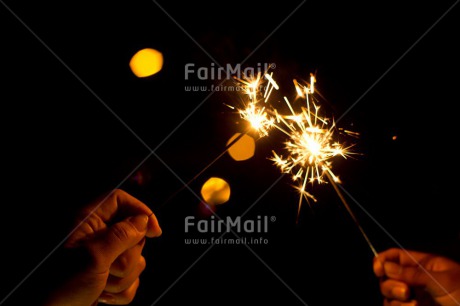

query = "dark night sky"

[{"left": 1, "top": 1, "right": 460, "bottom": 306}]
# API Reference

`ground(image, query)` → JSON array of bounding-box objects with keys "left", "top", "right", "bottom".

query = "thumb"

[
  {"left": 384, "top": 262, "right": 432, "bottom": 287},
  {"left": 89, "top": 214, "right": 149, "bottom": 268}
]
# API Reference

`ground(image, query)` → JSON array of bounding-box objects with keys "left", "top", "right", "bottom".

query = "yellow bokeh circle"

[
  {"left": 129, "top": 48, "right": 163, "bottom": 78},
  {"left": 227, "top": 133, "right": 256, "bottom": 161},
  {"left": 201, "top": 177, "right": 231, "bottom": 205}
]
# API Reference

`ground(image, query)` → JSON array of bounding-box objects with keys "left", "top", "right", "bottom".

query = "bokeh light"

[
  {"left": 129, "top": 48, "right": 163, "bottom": 77},
  {"left": 227, "top": 133, "right": 256, "bottom": 161},
  {"left": 200, "top": 177, "right": 231, "bottom": 205}
]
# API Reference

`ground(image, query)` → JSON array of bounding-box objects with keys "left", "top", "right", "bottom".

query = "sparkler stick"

[
  {"left": 324, "top": 170, "right": 379, "bottom": 257},
  {"left": 269, "top": 73, "right": 379, "bottom": 257}
]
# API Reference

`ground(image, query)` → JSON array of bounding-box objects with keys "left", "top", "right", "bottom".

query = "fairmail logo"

[
  {"left": 184, "top": 62, "right": 275, "bottom": 80},
  {"left": 184, "top": 215, "right": 274, "bottom": 233}
]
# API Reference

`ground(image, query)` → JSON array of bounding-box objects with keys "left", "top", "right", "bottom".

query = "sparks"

[
  {"left": 231, "top": 72, "right": 278, "bottom": 137},
  {"left": 227, "top": 72, "right": 378, "bottom": 256},
  {"left": 229, "top": 72, "right": 359, "bottom": 219},
  {"left": 270, "top": 76, "right": 358, "bottom": 219}
]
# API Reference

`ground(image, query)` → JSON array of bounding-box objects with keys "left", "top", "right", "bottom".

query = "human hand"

[
  {"left": 373, "top": 248, "right": 460, "bottom": 306},
  {"left": 44, "top": 189, "right": 162, "bottom": 306}
]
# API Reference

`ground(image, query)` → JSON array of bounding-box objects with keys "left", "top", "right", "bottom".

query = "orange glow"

[
  {"left": 227, "top": 133, "right": 256, "bottom": 161},
  {"left": 201, "top": 177, "right": 231, "bottom": 205},
  {"left": 129, "top": 48, "right": 163, "bottom": 77}
]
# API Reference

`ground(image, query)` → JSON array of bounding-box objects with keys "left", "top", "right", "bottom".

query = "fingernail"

[
  {"left": 99, "top": 293, "right": 115, "bottom": 304},
  {"left": 129, "top": 214, "right": 149, "bottom": 231},
  {"left": 154, "top": 226, "right": 162, "bottom": 237},
  {"left": 384, "top": 262, "right": 402, "bottom": 275},
  {"left": 373, "top": 259, "right": 384, "bottom": 276},
  {"left": 148, "top": 214, "right": 162, "bottom": 237},
  {"left": 392, "top": 286, "right": 408, "bottom": 300}
]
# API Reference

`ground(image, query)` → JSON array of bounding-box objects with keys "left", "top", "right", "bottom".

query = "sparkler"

[
  {"left": 158, "top": 69, "right": 378, "bottom": 257},
  {"left": 230, "top": 71, "right": 278, "bottom": 137},
  {"left": 270, "top": 74, "right": 350, "bottom": 216},
  {"left": 269, "top": 74, "right": 378, "bottom": 257}
]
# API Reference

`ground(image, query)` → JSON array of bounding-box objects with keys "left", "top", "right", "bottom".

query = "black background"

[{"left": 1, "top": 1, "right": 460, "bottom": 305}]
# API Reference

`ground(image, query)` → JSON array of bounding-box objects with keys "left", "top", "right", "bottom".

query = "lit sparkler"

[
  {"left": 270, "top": 74, "right": 378, "bottom": 257},
  {"left": 230, "top": 71, "right": 278, "bottom": 137},
  {"left": 270, "top": 75, "right": 353, "bottom": 215}
]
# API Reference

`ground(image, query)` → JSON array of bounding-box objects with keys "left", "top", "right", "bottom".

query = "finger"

[
  {"left": 385, "top": 298, "right": 406, "bottom": 306},
  {"left": 383, "top": 262, "right": 431, "bottom": 287},
  {"left": 146, "top": 212, "right": 162, "bottom": 238},
  {"left": 384, "top": 299, "right": 418, "bottom": 306},
  {"left": 384, "top": 299, "right": 399, "bottom": 306},
  {"left": 89, "top": 189, "right": 153, "bottom": 221},
  {"left": 374, "top": 256, "right": 385, "bottom": 277},
  {"left": 65, "top": 213, "right": 107, "bottom": 248},
  {"left": 377, "top": 248, "right": 432, "bottom": 267},
  {"left": 66, "top": 190, "right": 147, "bottom": 246},
  {"left": 105, "top": 256, "right": 146, "bottom": 294},
  {"left": 71, "top": 189, "right": 162, "bottom": 243},
  {"left": 95, "top": 189, "right": 162, "bottom": 238},
  {"left": 402, "top": 302, "right": 418, "bottom": 306},
  {"left": 380, "top": 279, "right": 410, "bottom": 301},
  {"left": 110, "top": 239, "right": 145, "bottom": 278},
  {"left": 98, "top": 278, "right": 140, "bottom": 305},
  {"left": 86, "top": 214, "right": 148, "bottom": 273}
]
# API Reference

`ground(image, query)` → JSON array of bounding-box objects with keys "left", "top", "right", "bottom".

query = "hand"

[
  {"left": 44, "top": 189, "right": 162, "bottom": 306},
  {"left": 373, "top": 248, "right": 460, "bottom": 306}
]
